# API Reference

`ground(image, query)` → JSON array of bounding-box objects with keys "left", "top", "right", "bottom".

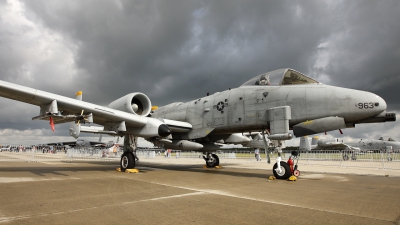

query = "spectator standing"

[{"left": 254, "top": 148, "right": 261, "bottom": 161}]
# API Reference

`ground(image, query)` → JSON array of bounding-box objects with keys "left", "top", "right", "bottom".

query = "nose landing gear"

[
  {"left": 273, "top": 150, "right": 300, "bottom": 180},
  {"left": 203, "top": 153, "right": 220, "bottom": 168}
]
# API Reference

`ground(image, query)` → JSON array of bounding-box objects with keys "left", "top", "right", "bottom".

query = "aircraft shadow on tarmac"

[
  {"left": 0, "top": 161, "right": 274, "bottom": 180},
  {"left": 0, "top": 161, "right": 123, "bottom": 177},
  {"left": 137, "top": 162, "right": 274, "bottom": 179}
]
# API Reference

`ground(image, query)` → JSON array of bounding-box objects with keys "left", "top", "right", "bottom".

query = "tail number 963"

[{"left": 358, "top": 102, "right": 374, "bottom": 109}]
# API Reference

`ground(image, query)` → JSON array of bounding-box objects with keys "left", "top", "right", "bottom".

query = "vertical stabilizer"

[
  {"left": 299, "top": 136, "right": 311, "bottom": 151},
  {"left": 69, "top": 123, "right": 81, "bottom": 139},
  {"left": 75, "top": 91, "right": 82, "bottom": 101},
  {"left": 311, "top": 136, "right": 319, "bottom": 145},
  {"left": 69, "top": 91, "right": 83, "bottom": 139}
]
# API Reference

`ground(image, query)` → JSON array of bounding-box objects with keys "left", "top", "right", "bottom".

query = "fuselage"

[{"left": 153, "top": 84, "right": 387, "bottom": 135}]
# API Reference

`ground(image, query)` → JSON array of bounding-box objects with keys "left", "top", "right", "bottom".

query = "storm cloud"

[{"left": 0, "top": 0, "right": 399, "bottom": 145}]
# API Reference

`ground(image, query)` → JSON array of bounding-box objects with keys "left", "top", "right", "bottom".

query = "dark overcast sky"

[{"left": 0, "top": 0, "right": 399, "bottom": 146}]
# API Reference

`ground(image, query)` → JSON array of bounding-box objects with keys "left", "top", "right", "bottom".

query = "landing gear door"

[{"left": 267, "top": 106, "right": 292, "bottom": 140}]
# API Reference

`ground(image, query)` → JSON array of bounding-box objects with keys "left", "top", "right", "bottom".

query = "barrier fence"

[
  {"left": 0, "top": 145, "right": 399, "bottom": 170},
  {"left": 297, "top": 150, "right": 400, "bottom": 170}
]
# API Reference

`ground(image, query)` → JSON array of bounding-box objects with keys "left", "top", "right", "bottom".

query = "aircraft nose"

[
  {"left": 372, "top": 93, "right": 387, "bottom": 112},
  {"left": 348, "top": 90, "right": 388, "bottom": 121}
]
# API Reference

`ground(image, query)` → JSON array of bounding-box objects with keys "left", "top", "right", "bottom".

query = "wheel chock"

[
  {"left": 125, "top": 169, "right": 139, "bottom": 173},
  {"left": 203, "top": 165, "right": 222, "bottom": 169},
  {"left": 287, "top": 175, "right": 297, "bottom": 181},
  {"left": 116, "top": 168, "right": 122, "bottom": 172},
  {"left": 268, "top": 176, "right": 276, "bottom": 180}
]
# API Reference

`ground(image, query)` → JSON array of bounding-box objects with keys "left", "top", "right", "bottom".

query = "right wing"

[{"left": 0, "top": 79, "right": 170, "bottom": 138}]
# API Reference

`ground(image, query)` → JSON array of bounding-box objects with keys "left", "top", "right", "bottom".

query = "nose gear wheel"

[
  {"left": 273, "top": 161, "right": 291, "bottom": 179},
  {"left": 204, "top": 153, "right": 220, "bottom": 167}
]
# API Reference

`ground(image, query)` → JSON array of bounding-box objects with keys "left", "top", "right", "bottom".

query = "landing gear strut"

[
  {"left": 120, "top": 134, "right": 139, "bottom": 172},
  {"left": 203, "top": 153, "right": 220, "bottom": 167},
  {"left": 287, "top": 151, "right": 300, "bottom": 177}
]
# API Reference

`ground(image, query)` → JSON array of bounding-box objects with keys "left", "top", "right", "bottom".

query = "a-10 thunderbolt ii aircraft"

[
  {"left": 300, "top": 136, "right": 400, "bottom": 152},
  {"left": 0, "top": 68, "right": 396, "bottom": 179},
  {"left": 47, "top": 138, "right": 115, "bottom": 148}
]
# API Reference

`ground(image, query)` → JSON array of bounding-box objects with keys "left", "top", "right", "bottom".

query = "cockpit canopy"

[{"left": 241, "top": 69, "right": 320, "bottom": 87}]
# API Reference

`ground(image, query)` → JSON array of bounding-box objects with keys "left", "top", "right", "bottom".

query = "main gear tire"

[
  {"left": 120, "top": 152, "right": 136, "bottom": 172},
  {"left": 273, "top": 161, "right": 291, "bottom": 180},
  {"left": 206, "top": 154, "right": 220, "bottom": 167}
]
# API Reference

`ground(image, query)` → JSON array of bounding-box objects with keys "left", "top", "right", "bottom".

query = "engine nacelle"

[{"left": 108, "top": 93, "right": 152, "bottom": 117}]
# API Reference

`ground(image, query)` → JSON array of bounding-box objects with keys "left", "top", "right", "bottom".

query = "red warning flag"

[{"left": 49, "top": 116, "right": 55, "bottom": 132}]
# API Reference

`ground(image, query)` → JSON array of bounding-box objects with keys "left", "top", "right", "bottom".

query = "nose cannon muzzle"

[{"left": 385, "top": 113, "right": 396, "bottom": 122}]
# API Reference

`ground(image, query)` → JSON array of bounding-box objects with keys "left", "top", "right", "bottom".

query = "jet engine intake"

[{"left": 108, "top": 93, "right": 152, "bottom": 116}]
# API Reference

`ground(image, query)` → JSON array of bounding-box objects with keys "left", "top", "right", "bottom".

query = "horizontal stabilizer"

[{"left": 80, "top": 126, "right": 118, "bottom": 135}]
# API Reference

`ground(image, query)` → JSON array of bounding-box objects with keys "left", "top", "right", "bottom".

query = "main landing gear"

[
  {"left": 120, "top": 134, "right": 139, "bottom": 172},
  {"left": 120, "top": 152, "right": 139, "bottom": 172},
  {"left": 342, "top": 151, "right": 357, "bottom": 161},
  {"left": 203, "top": 153, "right": 220, "bottom": 167}
]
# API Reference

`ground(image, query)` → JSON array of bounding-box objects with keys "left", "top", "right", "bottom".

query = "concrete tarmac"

[{"left": 0, "top": 160, "right": 399, "bottom": 225}]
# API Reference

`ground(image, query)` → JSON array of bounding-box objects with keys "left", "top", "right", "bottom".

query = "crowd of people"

[{"left": 0, "top": 144, "right": 66, "bottom": 154}]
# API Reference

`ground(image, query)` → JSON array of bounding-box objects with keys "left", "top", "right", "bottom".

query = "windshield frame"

[{"left": 240, "top": 68, "right": 321, "bottom": 87}]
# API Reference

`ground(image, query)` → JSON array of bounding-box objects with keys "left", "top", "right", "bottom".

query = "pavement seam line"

[
  {"left": 140, "top": 179, "right": 394, "bottom": 223},
  {"left": 0, "top": 192, "right": 205, "bottom": 223}
]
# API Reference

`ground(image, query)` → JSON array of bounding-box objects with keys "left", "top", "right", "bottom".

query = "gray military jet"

[
  {"left": 300, "top": 136, "right": 400, "bottom": 152},
  {"left": 47, "top": 138, "right": 114, "bottom": 148},
  {"left": 0, "top": 68, "right": 396, "bottom": 179}
]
